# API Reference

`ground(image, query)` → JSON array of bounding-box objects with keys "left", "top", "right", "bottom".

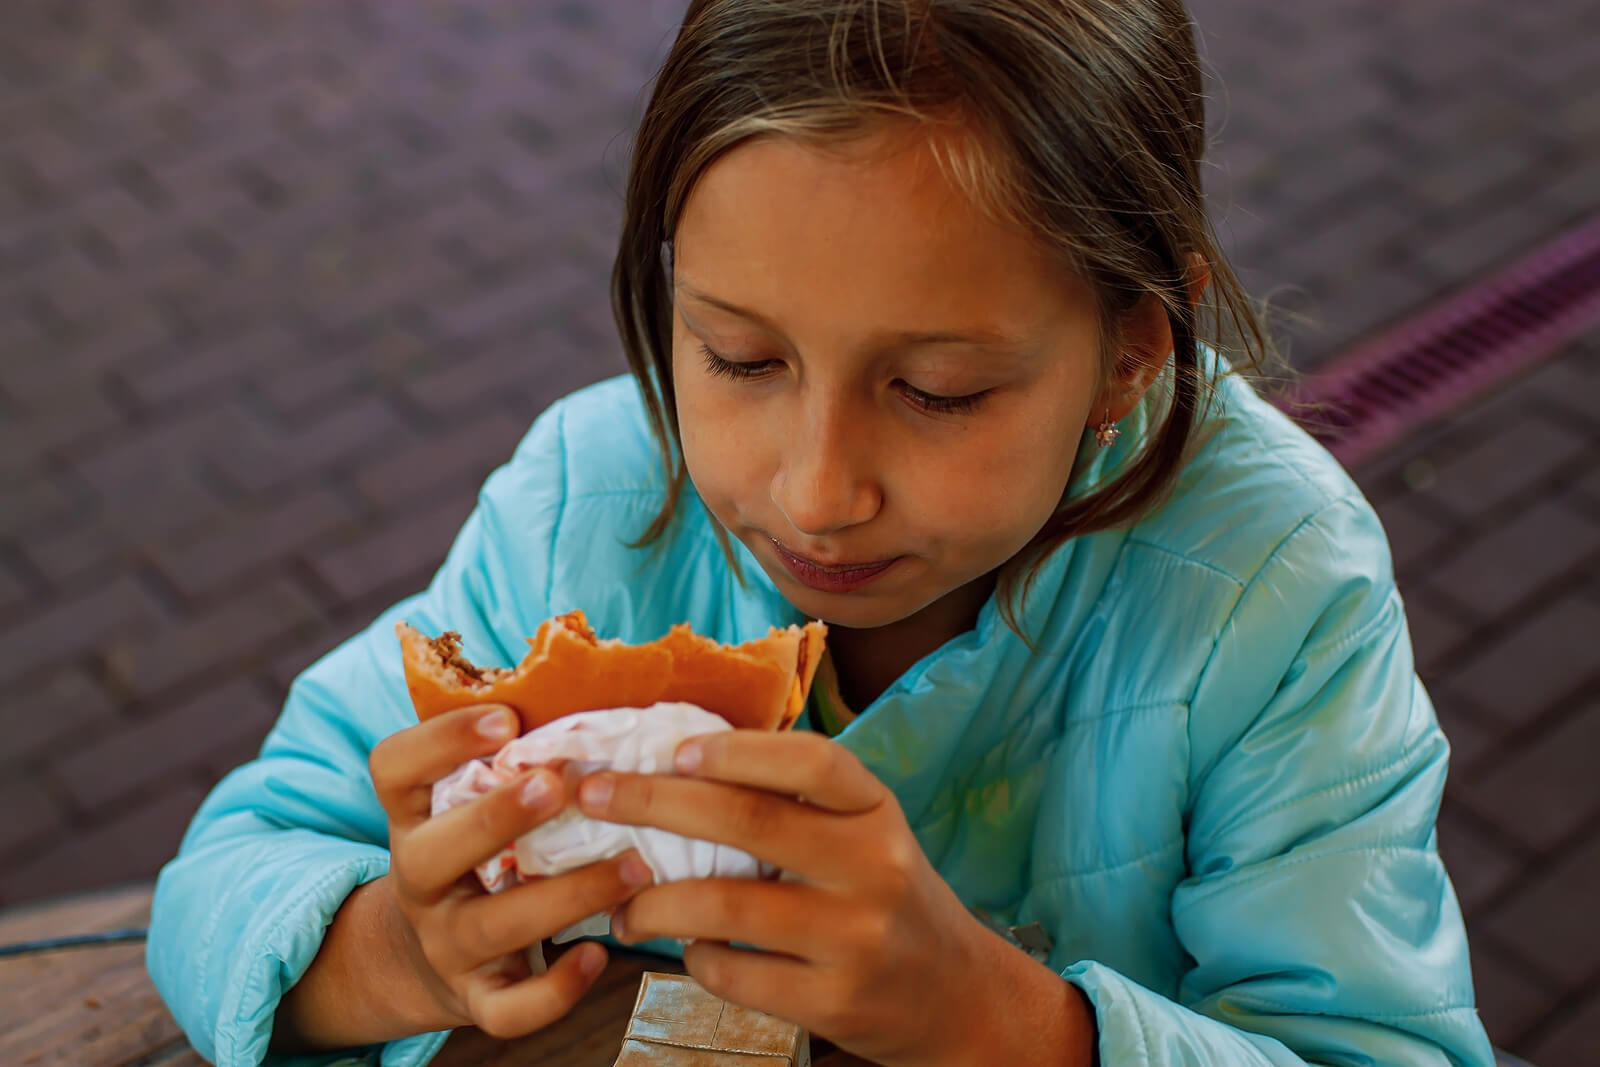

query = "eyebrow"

[{"left": 676, "top": 284, "right": 1028, "bottom": 350}]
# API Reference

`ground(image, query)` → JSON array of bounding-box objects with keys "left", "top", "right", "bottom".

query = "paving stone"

[
  {"left": 0, "top": 575, "right": 171, "bottom": 685},
  {"left": 1467, "top": 937, "right": 1564, "bottom": 1052},
  {"left": 0, "top": 562, "right": 27, "bottom": 616},
  {"left": 1518, "top": 345, "right": 1600, "bottom": 423},
  {"left": 51, "top": 677, "right": 279, "bottom": 812},
  {"left": 309, "top": 486, "right": 478, "bottom": 607},
  {"left": 0, "top": 782, "right": 210, "bottom": 910},
  {"left": 1417, "top": 415, "right": 1593, "bottom": 522},
  {"left": 1375, "top": 494, "right": 1457, "bottom": 580},
  {"left": 0, "top": 384, "right": 127, "bottom": 475},
  {"left": 1436, "top": 807, "right": 1523, "bottom": 917},
  {"left": 1525, "top": 988, "right": 1600, "bottom": 1067},
  {"left": 1433, "top": 696, "right": 1496, "bottom": 780},
  {"left": 210, "top": 394, "right": 415, "bottom": 494},
  {"left": 1577, "top": 466, "right": 1600, "bottom": 510},
  {"left": 1441, "top": 598, "right": 1600, "bottom": 728},
  {"left": 1428, "top": 500, "right": 1600, "bottom": 618},
  {"left": 99, "top": 576, "right": 325, "bottom": 703},
  {"left": 351, "top": 409, "right": 527, "bottom": 512},
  {"left": 0, "top": 669, "right": 119, "bottom": 771},
  {"left": 1481, "top": 830, "right": 1600, "bottom": 988},
  {"left": 119, "top": 322, "right": 303, "bottom": 408},
  {"left": 148, "top": 488, "right": 362, "bottom": 601},
  {"left": 68, "top": 403, "right": 241, "bottom": 501},
  {"left": 1453, "top": 695, "right": 1600, "bottom": 854},
  {"left": 0, "top": 474, "right": 78, "bottom": 537},
  {"left": 266, "top": 618, "right": 370, "bottom": 696},
  {"left": 1399, "top": 586, "right": 1475, "bottom": 679},
  {"left": 0, "top": 774, "right": 68, "bottom": 858}
]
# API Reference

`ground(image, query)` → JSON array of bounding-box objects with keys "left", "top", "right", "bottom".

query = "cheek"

[
  {"left": 673, "top": 363, "right": 770, "bottom": 512},
  {"left": 907, "top": 412, "right": 1082, "bottom": 549}
]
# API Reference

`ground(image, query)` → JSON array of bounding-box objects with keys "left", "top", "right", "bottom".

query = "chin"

[{"left": 765, "top": 573, "right": 931, "bottom": 630}]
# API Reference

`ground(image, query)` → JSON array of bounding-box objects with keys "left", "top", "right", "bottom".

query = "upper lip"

[{"left": 768, "top": 537, "right": 897, "bottom": 572}]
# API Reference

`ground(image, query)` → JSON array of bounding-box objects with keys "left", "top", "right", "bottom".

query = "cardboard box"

[{"left": 613, "top": 972, "right": 811, "bottom": 1066}]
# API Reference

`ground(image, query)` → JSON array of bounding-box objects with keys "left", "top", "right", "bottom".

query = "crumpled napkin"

[{"left": 432, "top": 702, "right": 778, "bottom": 947}]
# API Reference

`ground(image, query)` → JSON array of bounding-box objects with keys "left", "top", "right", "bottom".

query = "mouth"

[{"left": 766, "top": 537, "right": 902, "bottom": 594}]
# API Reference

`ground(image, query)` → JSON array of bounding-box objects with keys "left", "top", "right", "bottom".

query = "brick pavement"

[{"left": 0, "top": 0, "right": 1596, "bottom": 1062}]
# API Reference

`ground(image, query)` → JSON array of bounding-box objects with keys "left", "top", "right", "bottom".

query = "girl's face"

[{"left": 670, "top": 127, "right": 1111, "bottom": 633}]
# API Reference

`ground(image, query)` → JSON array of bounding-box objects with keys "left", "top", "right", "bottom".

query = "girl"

[{"left": 148, "top": 2, "right": 1495, "bottom": 1065}]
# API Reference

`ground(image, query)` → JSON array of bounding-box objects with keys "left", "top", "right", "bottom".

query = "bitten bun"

[{"left": 396, "top": 610, "right": 827, "bottom": 733}]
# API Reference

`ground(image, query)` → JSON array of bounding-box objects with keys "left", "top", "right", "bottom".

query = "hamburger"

[{"left": 396, "top": 610, "right": 827, "bottom": 734}]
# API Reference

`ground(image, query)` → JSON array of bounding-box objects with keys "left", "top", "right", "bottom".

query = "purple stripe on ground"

[{"left": 1280, "top": 213, "right": 1600, "bottom": 468}]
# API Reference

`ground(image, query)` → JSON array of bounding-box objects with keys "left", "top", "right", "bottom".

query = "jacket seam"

[
  {"left": 1120, "top": 536, "right": 1248, "bottom": 589},
  {"left": 1061, "top": 700, "right": 1187, "bottom": 728},
  {"left": 1184, "top": 494, "right": 1368, "bottom": 798},
  {"left": 1225, "top": 993, "right": 1479, "bottom": 1022},
  {"left": 547, "top": 404, "right": 570, "bottom": 618},
  {"left": 1033, "top": 835, "right": 1185, "bottom": 883},
  {"left": 566, "top": 487, "right": 667, "bottom": 501},
  {"left": 1294, "top": 583, "right": 1400, "bottom": 662},
  {"left": 1174, "top": 840, "right": 1436, "bottom": 916},
  {"left": 1221, "top": 727, "right": 1435, "bottom": 831}
]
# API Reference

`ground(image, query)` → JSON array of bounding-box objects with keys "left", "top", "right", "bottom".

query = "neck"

[{"left": 826, "top": 570, "right": 997, "bottom": 710}]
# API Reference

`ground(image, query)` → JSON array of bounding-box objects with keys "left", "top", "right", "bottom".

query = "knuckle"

[
  {"left": 850, "top": 908, "right": 895, "bottom": 957},
  {"left": 878, "top": 839, "right": 919, "bottom": 893}
]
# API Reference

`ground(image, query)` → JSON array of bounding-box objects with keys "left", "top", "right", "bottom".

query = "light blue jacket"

[{"left": 148, "top": 368, "right": 1495, "bottom": 1066}]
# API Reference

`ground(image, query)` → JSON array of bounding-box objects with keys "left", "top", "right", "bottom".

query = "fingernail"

[
  {"left": 674, "top": 741, "right": 702, "bottom": 775},
  {"left": 521, "top": 772, "right": 556, "bottom": 809},
  {"left": 478, "top": 710, "right": 515, "bottom": 741},
  {"left": 611, "top": 909, "right": 630, "bottom": 942},
  {"left": 580, "top": 942, "right": 606, "bottom": 978},
  {"left": 579, "top": 775, "right": 613, "bottom": 813},
  {"left": 619, "top": 854, "right": 654, "bottom": 888}
]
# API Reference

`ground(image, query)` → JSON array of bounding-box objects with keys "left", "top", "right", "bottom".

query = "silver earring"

[{"left": 1094, "top": 410, "right": 1120, "bottom": 448}]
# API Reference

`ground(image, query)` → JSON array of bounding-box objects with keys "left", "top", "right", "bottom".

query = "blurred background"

[{"left": 0, "top": 0, "right": 1595, "bottom": 1061}]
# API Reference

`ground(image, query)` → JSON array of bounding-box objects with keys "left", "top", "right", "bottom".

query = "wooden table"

[{"left": 0, "top": 883, "right": 868, "bottom": 1066}]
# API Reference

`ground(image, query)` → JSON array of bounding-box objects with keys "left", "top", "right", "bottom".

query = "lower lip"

[{"left": 769, "top": 540, "right": 900, "bottom": 594}]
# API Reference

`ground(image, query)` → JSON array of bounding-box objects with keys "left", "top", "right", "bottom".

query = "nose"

[{"left": 769, "top": 399, "right": 882, "bottom": 538}]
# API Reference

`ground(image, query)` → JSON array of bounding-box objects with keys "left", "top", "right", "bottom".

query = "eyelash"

[{"left": 697, "top": 344, "right": 990, "bottom": 416}]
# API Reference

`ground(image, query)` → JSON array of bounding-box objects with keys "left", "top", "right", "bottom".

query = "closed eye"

[
  {"left": 700, "top": 345, "right": 779, "bottom": 382},
  {"left": 897, "top": 382, "right": 990, "bottom": 415},
  {"left": 699, "top": 344, "right": 990, "bottom": 416}
]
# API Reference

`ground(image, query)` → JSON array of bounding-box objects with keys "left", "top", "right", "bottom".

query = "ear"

[
  {"left": 1093, "top": 253, "right": 1211, "bottom": 423},
  {"left": 1093, "top": 292, "right": 1171, "bottom": 423}
]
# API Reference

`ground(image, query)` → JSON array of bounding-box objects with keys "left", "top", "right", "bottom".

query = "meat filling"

[{"left": 428, "top": 631, "right": 510, "bottom": 687}]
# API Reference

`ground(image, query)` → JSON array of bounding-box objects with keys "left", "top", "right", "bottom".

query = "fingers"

[
  {"left": 577, "top": 771, "right": 849, "bottom": 878},
  {"left": 449, "top": 851, "right": 655, "bottom": 966},
  {"left": 394, "top": 767, "right": 568, "bottom": 899},
  {"left": 464, "top": 940, "right": 611, "bottom": 1041},
  {"left": 612, "top": 878, "right": 831, "bottom": 960},
  {"left": 371, "top": 704, "right": 520, "bottom": 829},
  {"left": 680, "top": 940, "right": 825, "bottom": 1030},
  {"left": 673, "top": 731, "right": 882, "bottom": 813}
]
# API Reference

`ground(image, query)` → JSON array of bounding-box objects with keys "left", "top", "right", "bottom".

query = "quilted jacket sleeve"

[
  {"left": 1065, "top": 496, "right": 1495, "bottom": 1066},
  {"left": 146, "top": 403, "right": 571, "bottom": 1067}
]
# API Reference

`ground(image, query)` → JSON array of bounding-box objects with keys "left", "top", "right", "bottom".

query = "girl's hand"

[
  {"left": 369, "top": 704, "right": 655, "bottom": 1040},
  {"left": 574, "top": 731, "right": 1002, "bottom": 1067}
]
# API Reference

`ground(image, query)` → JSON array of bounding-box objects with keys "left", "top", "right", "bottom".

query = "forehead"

[{"left": 672, "top": 126, "right": 1091, "bottom": 339}]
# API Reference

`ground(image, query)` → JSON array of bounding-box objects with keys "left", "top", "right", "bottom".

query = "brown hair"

[{"left": 612, "top": 0, "right": 1274, "bottom": 634}]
